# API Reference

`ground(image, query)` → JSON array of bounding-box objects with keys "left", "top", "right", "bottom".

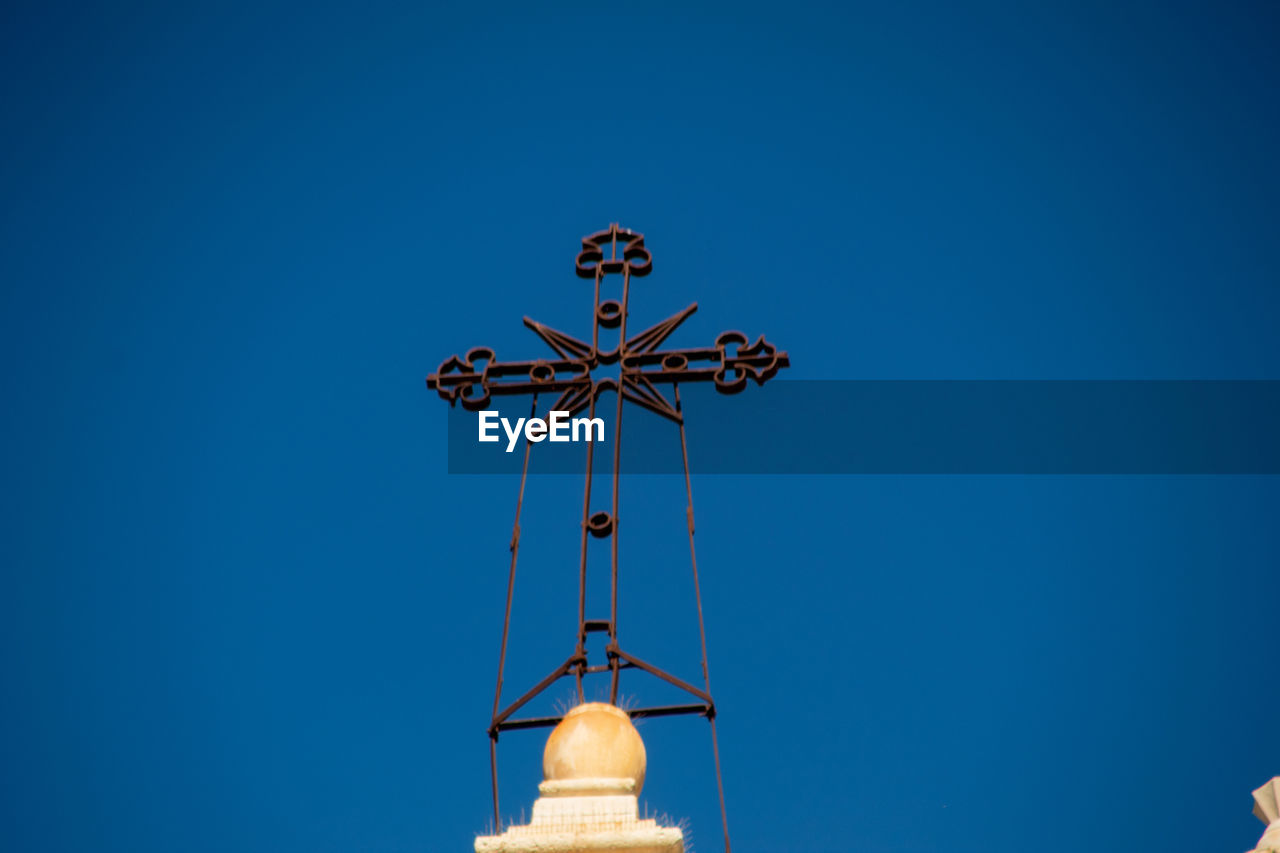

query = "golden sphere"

[{"left": 543, "top": 702, "right": 646, "bottom": 793}]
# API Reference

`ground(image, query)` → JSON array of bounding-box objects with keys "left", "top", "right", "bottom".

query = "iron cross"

[{"left": 425, "top": 224, "right": 788, "bottom": 852}]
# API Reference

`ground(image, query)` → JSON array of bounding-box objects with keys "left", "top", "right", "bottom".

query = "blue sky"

[{"left": 2, "top": 2, "right": 1278, "bottom": 852}]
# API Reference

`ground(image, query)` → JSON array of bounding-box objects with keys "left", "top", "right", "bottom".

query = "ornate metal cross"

[{"left": 425, "top": 224, "right": 788, "bottom": 852}]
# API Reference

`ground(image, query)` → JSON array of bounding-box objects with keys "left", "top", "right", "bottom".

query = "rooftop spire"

[{"left": 475, "top": 703, "right": 683, "bottom": 853}]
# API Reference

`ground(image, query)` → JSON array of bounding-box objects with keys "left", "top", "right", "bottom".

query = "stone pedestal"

[
  {"left": 1249, "top": 778, "right": 1280, "bottom": 853},
  {"left": 474, "top": 703, "right": 684, "bottom": 853}
]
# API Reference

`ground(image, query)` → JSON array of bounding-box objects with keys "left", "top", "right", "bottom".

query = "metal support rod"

[
  {"left": 489, "top": 391, "right": 538, "bottom": 830},
  {"left": 710, "top": 715, "right": 731, "bottom": 853},
  {"left": 675, "top": 381, "right": 732, "bottom": 852},
  {"left": 493, "top": 392, "right": 539, "bottom": 720},
  {"left": 491, "top": 653, "right": 585, "bottom": 731},
  {"left": 489, "top": 735, "right": 500, "bottom": 833},
  {"left": 675, "top": 383, "right": 713, "bottom": 693},
  {"left": 609, "top": 262, "right": 631, "bottom": 705},
  {"left": 575, "top": 388, "right": 599, "bottom": 703},
  {"left": 612, "top": 646, "right": 713, "bottom": 705},
  {"left": 496, "top": 701, "right": 710, "bottom": 733}
]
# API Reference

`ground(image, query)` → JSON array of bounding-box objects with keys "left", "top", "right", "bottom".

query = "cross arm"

[
  {"left": 621, "top": 331, "right": 789, "bottom": 393},
  {"left": 426, "top": 347, "right": 591, "bottom": 412}
]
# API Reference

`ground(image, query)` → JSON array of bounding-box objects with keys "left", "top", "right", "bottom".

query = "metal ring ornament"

[
  {"left": 529, "top": 361, "right": 554, "bottom": 383},
  {"left": 597, "top": 299, "right": 623, "bottom": 329},
  {"left": 458, "top": 383, "right": 492, "bottom": 411},
  {"left": 712, "top": 332, "right": 749, "bottom": 393},
  {"left": 587, "top": 511, "right": 614, "bottom": 538}
]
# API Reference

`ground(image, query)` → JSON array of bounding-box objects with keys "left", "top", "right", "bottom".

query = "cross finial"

[{"left": 426, "top": 226, "right": 788, "bottom": 853}]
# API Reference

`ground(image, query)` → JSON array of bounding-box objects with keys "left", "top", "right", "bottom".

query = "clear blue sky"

[{"left": 2, "top": 2, "right": 1278, "bottom": 852}]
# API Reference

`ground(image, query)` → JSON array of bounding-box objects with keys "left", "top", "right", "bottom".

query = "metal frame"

[{"left": 426, "top": 224, "right": 789, "bottom": 853}]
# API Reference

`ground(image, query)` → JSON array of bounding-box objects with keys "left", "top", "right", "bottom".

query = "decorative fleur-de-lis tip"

[
  {"left": 425, "top": 348, "right": 495, "bottom": 408},
  {"left": 712, "top": 331, "right": 788, "bottom": 392},
  {"left": 430, "top": 347, "right": 493, "bottom": 378},
  {"left": 575, "top": 223, "right": 652, "bottom": 279},
  {"left": 745, "top": 335, "right": 775, "bottom": 355}
]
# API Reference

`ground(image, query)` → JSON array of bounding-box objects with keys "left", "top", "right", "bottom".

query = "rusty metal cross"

[{"left": 425, "top": 224, "right": 788, "bottom": 852}]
